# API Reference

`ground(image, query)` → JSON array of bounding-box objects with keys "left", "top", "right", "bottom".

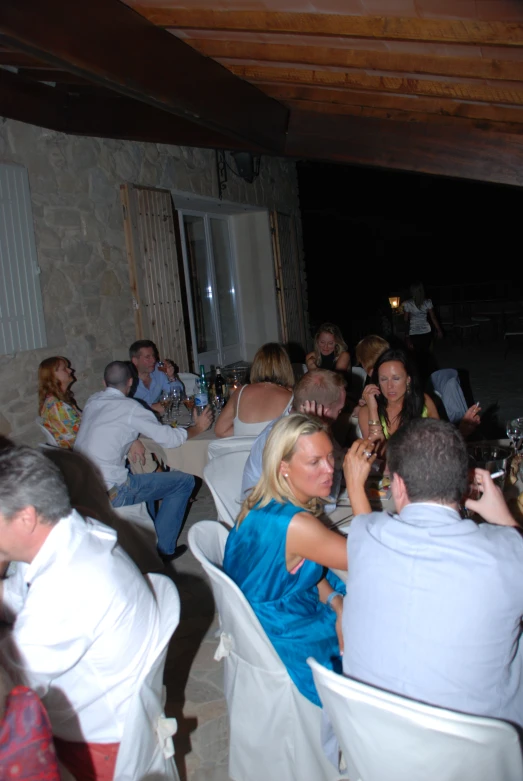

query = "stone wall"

[{"left": 0, "top": 118, "right": 306, "bottom": 445}]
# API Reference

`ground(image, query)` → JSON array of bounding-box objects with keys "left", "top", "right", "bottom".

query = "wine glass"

[
  {"left": 506, "top": 419, "right": 523, "bottom": 453},
  {"left": 159, "top": 391, "right": 170, "bottom": 422},
  {"left": 169, "top": 387, "right": 181, "bottom": 419}
]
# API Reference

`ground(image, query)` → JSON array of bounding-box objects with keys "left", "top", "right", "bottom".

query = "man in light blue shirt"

[
  {"left": 343, "top": 418, "right": 523, "bottom": 726},
  {"left": 130, "top": 339, "right": 170, "bottom": 411},
  {"left": 241, "top": 370, "right": 348, "bottom": 506}
]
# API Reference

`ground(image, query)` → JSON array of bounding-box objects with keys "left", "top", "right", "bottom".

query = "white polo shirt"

[{"left": 1, "top": 510, "right": 159, "bottom": 742}]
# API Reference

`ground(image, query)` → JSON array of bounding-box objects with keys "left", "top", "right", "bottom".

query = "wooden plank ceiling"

[{"left": 1, "top": 1, "right": 523, "bottom": 184}]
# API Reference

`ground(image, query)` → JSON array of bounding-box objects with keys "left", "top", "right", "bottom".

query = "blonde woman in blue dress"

[{"left": 224, "top": 413, "right": 374, "bottom": 706}]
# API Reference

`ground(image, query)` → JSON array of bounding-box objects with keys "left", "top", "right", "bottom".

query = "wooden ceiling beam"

[
  {"left": 187, "top": 37, "right": 523, "bottom": 83},
  {"left": 0, "top": 0, "right": 288, "bottom": 153},
  {"left": 285, "top": 110, "right": 523, "bottom": 187},
  {"left": 228, "top": 63, "right": 523, "bottom": 107},
  {"left": 137, "top": 9, "right": 523, "bottom": 48},
  {"left": 0, "top": 67, "right": 252, "bottom": 149},
  {"left": 0, "top": 51, "right": 46, "bottom": 66},
  {"left": 284, "top": 97, "right": 523, "bottom": 135},
  {"left": 262, "top": 82, "right": 523, "bottom": 125}
]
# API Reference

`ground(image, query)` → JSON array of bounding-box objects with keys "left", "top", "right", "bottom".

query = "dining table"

[{"left": 131, "top": 405, "right": 218, "bottom": 480}]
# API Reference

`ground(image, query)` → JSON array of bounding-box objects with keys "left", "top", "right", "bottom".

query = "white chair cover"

[
  {"left": 188, "top": 521, "right": 345, "bottom": 781},
  {"left": 203, "top": 451, "right": 252, "bottom": 527},
  {"left": 178, "top": 372, "right": 199, "bottom": 397},
  {"left": 114, "top": 503, "right": 164, "bottom": 571},
  {"left": 35, "top": 416, "right": 59, "bottom": 447},
  {"left": 207, "top": 435, "right": 257, "bottom": 460},
  {"left": 308, "top": 658, "right": 523, "bottom": 781},
  {"left": 114, "top": 574, "right": 181, "bottom": 781}
]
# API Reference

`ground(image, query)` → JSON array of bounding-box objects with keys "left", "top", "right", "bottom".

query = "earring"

[{"left": 283, "top": 473, "right": 288, "bottom": 478}]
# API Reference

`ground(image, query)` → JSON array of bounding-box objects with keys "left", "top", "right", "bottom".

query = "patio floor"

[{"left": 161, "top": 336, "right": 523, "bottom": 781}]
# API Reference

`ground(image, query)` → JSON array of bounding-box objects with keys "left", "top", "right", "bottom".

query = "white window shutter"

[{"left": 0, "top": 164, "right": 47, "bottom": 354}]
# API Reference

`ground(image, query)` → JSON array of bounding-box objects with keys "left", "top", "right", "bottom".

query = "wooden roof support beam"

[
  {"left": 139, "top": 9, "right": 523, "bottom": 48},
  {"left": 0, "top": 0, "right": 288, "bottom": 153},
  {"left": 263, "top": 82, "right": 523, "bottom": 126},
  {"left": 0, "top": 67, "right": 252, "bottom": 149},
  {"left": 228, "top": 63, "right": 523, "bottom": 107},
  {"left": 188, "top": 37, "right": 523, "bottom": 84},
  {"left": 285, "top": 110, "right": 523, "bottom": 187}
]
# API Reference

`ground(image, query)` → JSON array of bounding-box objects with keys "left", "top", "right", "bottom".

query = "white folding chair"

[
  {"left": 114, "top": 574, "right": 181, "bottom": 781},
  {"left": 308, "top": 658, "right": 523, "bottom": 781},
  {"left": 203, "top": 450, "right": 252, "bottom": 527},
  {"left": 188, "top": 521, "right": 344, "bottom": 781},
  {"left": 35, "top": 417, "right": 60, "bottom": 447}
]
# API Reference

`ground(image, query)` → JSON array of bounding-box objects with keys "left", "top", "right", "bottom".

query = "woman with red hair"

[{"left": 38, "top": 357, "right": 81, "bottom": 448}]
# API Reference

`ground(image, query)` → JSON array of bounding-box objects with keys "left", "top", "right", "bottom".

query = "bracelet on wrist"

[
  {"left": 326, "top": 591, "right": 343, "bottom": 609},
  {"left": 368, "top": 419, "right": 380, "bottom": 426}
]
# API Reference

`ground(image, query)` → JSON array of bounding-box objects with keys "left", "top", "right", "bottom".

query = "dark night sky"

[{"left": 297, "top": 161, "right": 523, "bottom": 343}]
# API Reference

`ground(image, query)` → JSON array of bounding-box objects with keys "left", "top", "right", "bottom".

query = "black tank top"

[{"left": 319, "top": 352, "right": 337, "bottom": 370}]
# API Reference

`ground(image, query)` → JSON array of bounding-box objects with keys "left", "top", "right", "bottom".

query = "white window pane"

[
  {"left": 211, "top": 218, "right": 239, "bottom": 348},
  {"left": 183, "top": 215, "right": 217, "bottom": 353}
]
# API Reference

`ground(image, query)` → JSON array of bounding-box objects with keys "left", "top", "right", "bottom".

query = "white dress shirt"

[
  {"left": 75, "top": 387, "right": 188, "bottom": 488},
  {"left": 1, "top": 511, "right": 159, "bottom": 743}
]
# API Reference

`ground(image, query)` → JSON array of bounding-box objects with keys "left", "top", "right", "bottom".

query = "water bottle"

[{"left": 194, "top": 369, "right": 208, "bottom": 415}]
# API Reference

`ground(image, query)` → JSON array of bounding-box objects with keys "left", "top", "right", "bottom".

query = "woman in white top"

[
  {"left": 215, "top": 344, "right": 294, "bottom": 438},
  {"left": 403, "top": 282, "right": 443, "bottom": 383}
]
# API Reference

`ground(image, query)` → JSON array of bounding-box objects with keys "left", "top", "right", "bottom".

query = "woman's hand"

[
  {"left": 343, "top": 439, "right": 376, "bottom": 490},
  {"left": 305, "top": 352, "right": 317, "bottom": 372},
  {"left": 362, "top": 384, "right": 380, "bottom": 414},
  {"left": 128, "top": 439, "right": 146, "bottom": 465},
  {"left": 465, "top": 468, "right": 517, "bottom": 527},
  {"left": 459, "top": 403, "right": 481, "bottom": 438}
]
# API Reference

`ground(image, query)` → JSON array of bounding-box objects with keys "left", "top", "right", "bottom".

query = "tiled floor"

[{"left": 160, "top": 337, "right": 523, "bottom": 781}]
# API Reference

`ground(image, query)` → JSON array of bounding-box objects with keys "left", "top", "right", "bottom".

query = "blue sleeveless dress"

[{"left": 223, "top": 499, "right": 345, "bottom": 706}]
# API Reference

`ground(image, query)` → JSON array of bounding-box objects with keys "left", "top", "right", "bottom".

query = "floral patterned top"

[{"left": 41, "top": 395, "right": 81, "bottom": 449}]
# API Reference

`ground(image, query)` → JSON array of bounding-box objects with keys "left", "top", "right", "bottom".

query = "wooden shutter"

[
  {"left": 270, "top": 211, "right": 306, "bottom": 348},
  {"left": 121, "top": 184, "right": 190, "bottom": 370}
]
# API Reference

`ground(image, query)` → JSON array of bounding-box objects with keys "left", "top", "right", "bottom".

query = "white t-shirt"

[
  {"left": 403, "top": 298, "right": 433, "bottom": 336},
  {"left": 1, "top": 511, "right": 159, "bottom": 742}
]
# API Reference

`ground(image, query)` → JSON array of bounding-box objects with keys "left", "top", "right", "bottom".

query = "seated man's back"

[
  {"left": 343, "top": 418, "right": 523, "bottom": 727},
  {"left": 3, "top": 509, "right": 158, "bottom": 743}
]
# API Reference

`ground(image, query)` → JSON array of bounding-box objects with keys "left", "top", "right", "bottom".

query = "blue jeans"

[{"left": 111, "top": 470, "right": 195, "bottom": 555}]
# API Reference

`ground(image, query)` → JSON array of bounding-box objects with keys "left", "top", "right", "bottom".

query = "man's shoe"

[{"left": 159, "top": 544, "right": 188, "bottom": 564}]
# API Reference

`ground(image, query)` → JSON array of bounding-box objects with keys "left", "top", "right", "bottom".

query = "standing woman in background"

[
  {"left": 306, "top": 323, "right": 351, "bottom": 373},
  {"left": 403, "top": 282, "right": 442, "bottom": 383}
]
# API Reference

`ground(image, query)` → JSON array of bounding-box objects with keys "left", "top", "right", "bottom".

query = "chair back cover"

[
  {"left": 430, "top": 368, "right": 468, "bottom": 423},
  {"left": 178, "top": 372, "right": 199, "bottom": 396},
  {"left": 207, "top": 435, "right": 257, "bottom": 460},
  {"left": 203, "top": 451, "right": 251, "bottom": 527},
  {"left": 350, "top": 367, "right": 368, "bottom": 399},
  {"left": 308, "top": 658, "right": 523, "bottom": 781},
  {"left": 114, "top": 574, "right": 181, "bottom": 781},
  {"left": 36, "top": 417, "right": 59, "bottom": 447},
  {"left": 189, "top": 521, "right": 344, "bottom": 781}
]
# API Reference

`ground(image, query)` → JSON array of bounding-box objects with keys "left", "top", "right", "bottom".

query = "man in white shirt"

[
  {"left": 0, "top": 440, "right": 161, "bottom": 778},
  {"left": 75, "top": 361, "right": 212, "bottom": 561}
]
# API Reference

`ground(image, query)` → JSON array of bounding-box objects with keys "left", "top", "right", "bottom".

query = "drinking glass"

[
  {"left": 159, "top": 391, "right": 170, "bottom": 422},
  {"left": 169, "top": 388, "right": 181, "bottom": 419}
]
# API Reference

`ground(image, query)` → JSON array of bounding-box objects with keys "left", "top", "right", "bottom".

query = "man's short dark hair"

[
  {"left": 387, "top": 418, "right": 468, "bottom": 504},
  {"left": 104, "top": 361, "right": 132, "bottom": 390},
  {"left": 0, "top": 441, "right": 71, "bottom": 523},
  {"left": 129, "top": 340, "right": 158, "bottom": 360}
]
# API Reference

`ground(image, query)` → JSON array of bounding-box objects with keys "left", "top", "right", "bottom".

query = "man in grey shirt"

[{"left": 343, "top": 418, "right": 523, "bottom": 726}]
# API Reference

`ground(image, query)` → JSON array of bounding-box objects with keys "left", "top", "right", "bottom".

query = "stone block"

[
  {"left": 46, "top": 208, "right": 81, "bottom": 228},
  {"left": 67, "top": 139, "right": 99, "bottom": 170},
  {"left": 0, "top": 413, "right": 12, "bottom": 436},
  {"left": 91, "top": 353, "right": 112, "bottom": 373},
  {"left": 62, "top": 239, "right": 92, "bottom": 266},
  {"left": 100, "top": 270, "right": 122, "bottom": 296},
  {"left": 37, "top": 226, "right": 61, "bottom": 249},
  {"left": 89, "top": 168, "right": 117, "bottom": 204}
]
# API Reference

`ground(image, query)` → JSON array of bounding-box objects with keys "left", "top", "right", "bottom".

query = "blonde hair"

[
  {"left": 355, "top": 335, "right": 390, "bottom": 374},
  {"left": 38, "top": 356, "right": 77, "bottom": 413},
  {"left": 237, "top": 413, "right": 329, "bottom": 524},
  {"left": 250, "top": 343, "right": 294, "bottom": 388},
  {"left": 313, "top": 323, "right": 347, "bottom": 367}
]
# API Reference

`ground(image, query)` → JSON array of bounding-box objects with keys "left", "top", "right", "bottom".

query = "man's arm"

[{"left": 465, "top": 468, "right": 519, "bottom": 527}]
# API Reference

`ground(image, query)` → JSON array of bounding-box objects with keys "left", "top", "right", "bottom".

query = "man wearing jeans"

[{"left": 76, "top": 361, "right": 212, "bottom": 561}]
